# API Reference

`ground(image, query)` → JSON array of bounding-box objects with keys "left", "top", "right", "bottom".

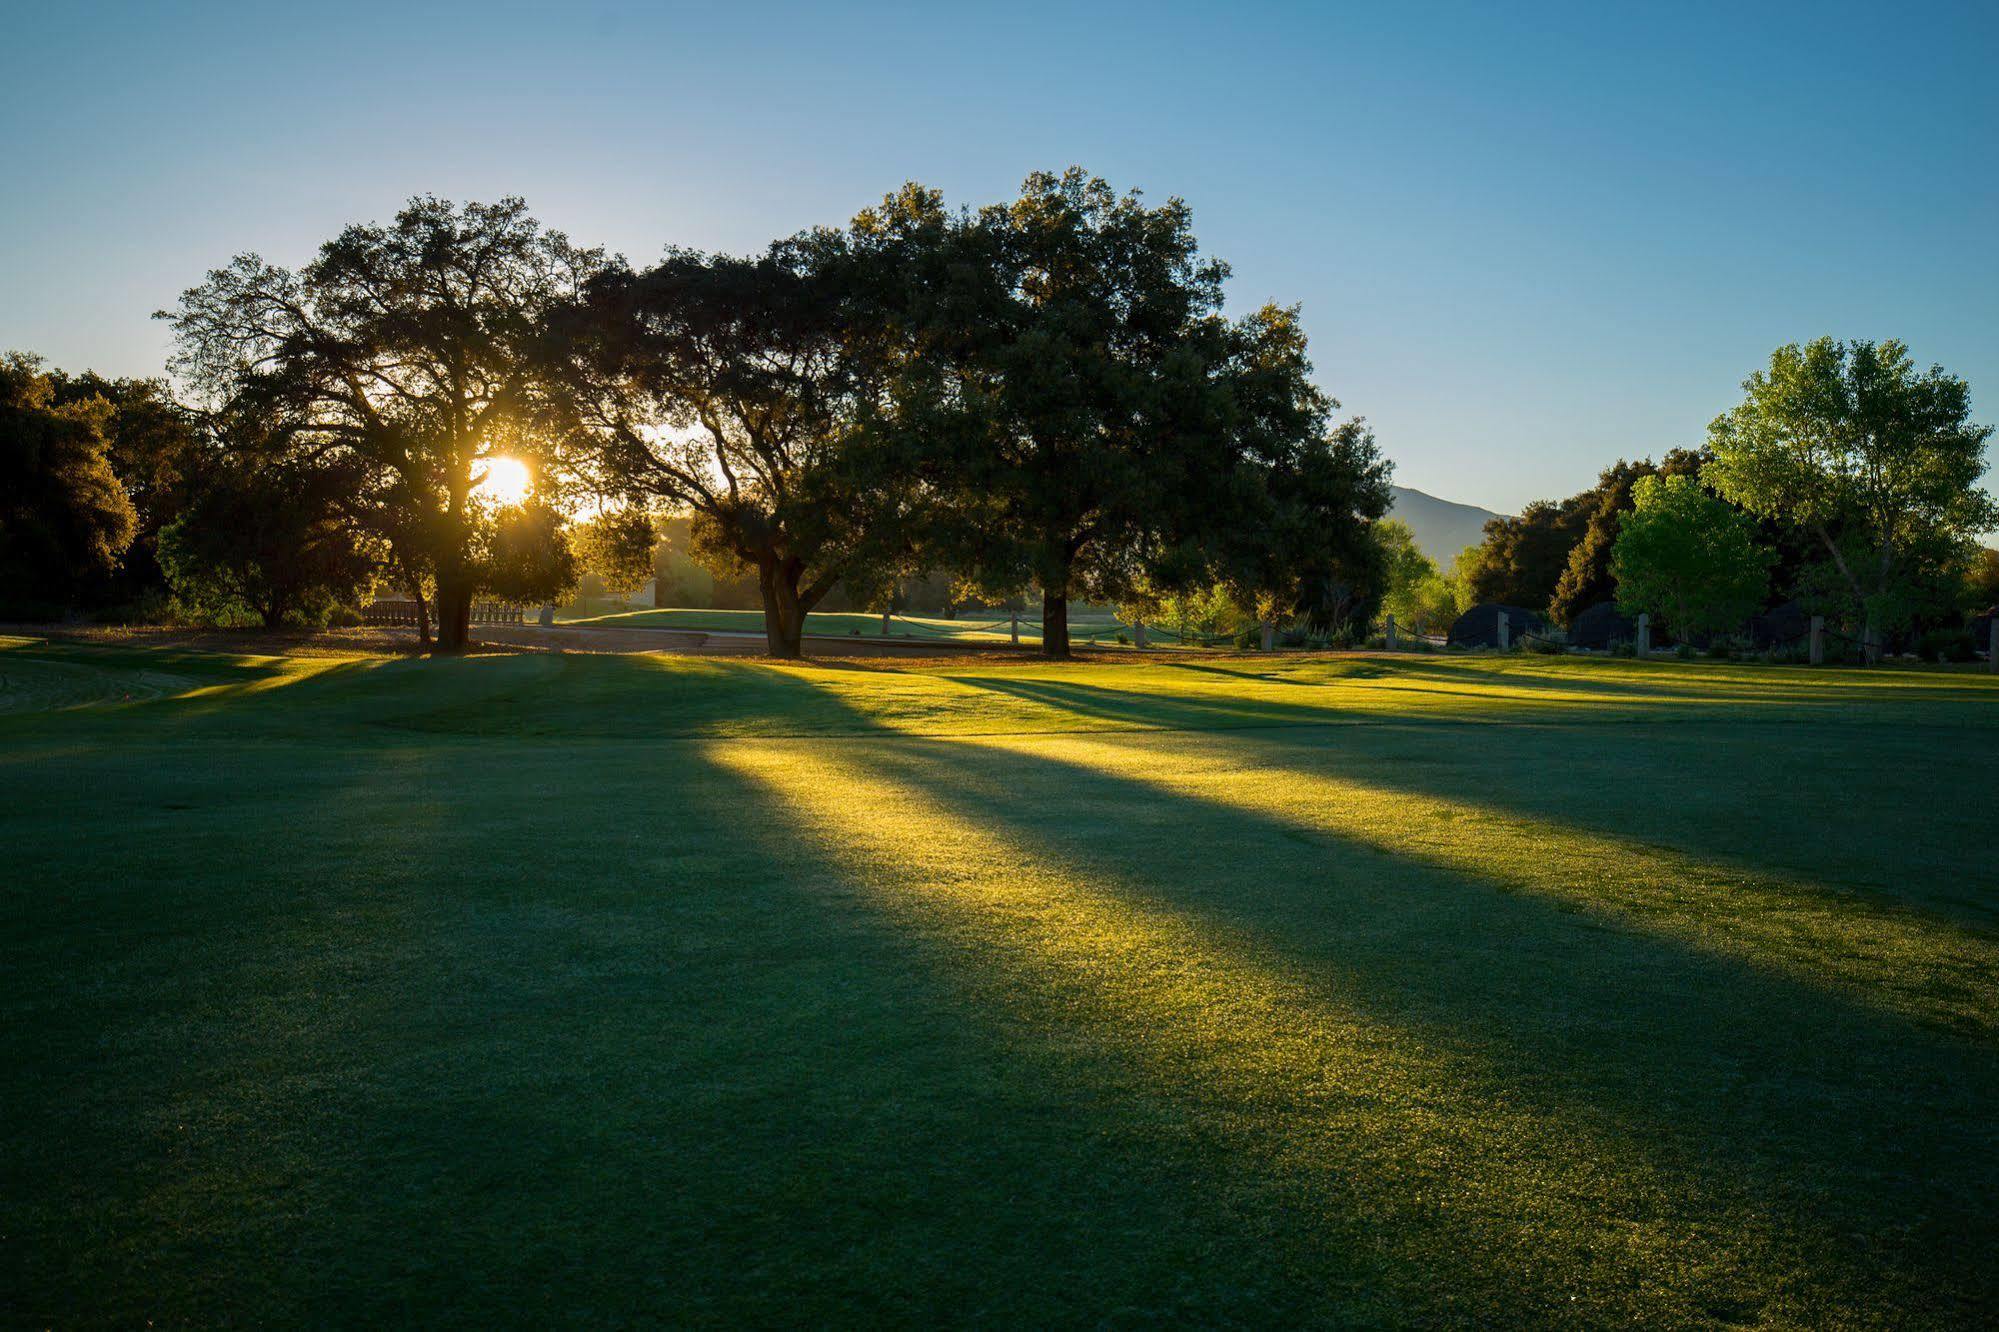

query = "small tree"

[
  {"left": 158, "top": 453, "right": 380, "bottom": 627},
  {"left": 1704, "top": 338, "right": 1996, "bottom": 659},
  {"left": 1454, "top": 494, "right": 1594, "bottom": 613},
  {"left": 1548, "top": 451, "right": 1708, "bottom": 625},
  {"left": 43, "top": 369, "right": 200, "bottom": 607},
  {"left": 481, "top": 501, "right": 580, "bottom": 606},
  {"left": 571, "top": 508, "right": 657, "bottom": 596},
  {"left": 1611, "top": 475, "right": 1772, "bottom": 642},
  {"left": 1376, "top": 518, "right": 1444, "bottom": 632}
]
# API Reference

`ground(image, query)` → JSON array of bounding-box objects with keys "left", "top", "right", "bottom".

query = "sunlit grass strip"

[
  {"left": 973, "top": 731, "right": 1999, "bottom": 1035},
  {"left": 709, "top": 738, "right": 1855, "bottom": 1323}
]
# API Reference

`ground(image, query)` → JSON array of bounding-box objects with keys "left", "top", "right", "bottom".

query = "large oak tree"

[
  {"left": 163, "top": 196, "right": 610, "bottom": 652},
  {"left": 560, "top": 188, "right": 957, "bottom": 657},
  {"left": 936, "top": 170, "right": 1355, "bottom": 657}
]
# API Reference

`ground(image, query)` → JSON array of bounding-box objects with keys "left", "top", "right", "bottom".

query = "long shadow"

[
  {"left": 951, "top": 671, "right": 1999, "bottom": 943},
  {"left": 955, "top": 669, "right": 1945, "bottom": 737},
  {"left": 780, "top": 723, "right": 1999, "bottom": 1323},
  {"left": 14, "top": 652, "right": 1997, "bottom": 1322},
  {"left": 3, "top": 704, "right": 1435, "bottom": 1323},
  {"left": 1188, "top": 717, "right": 1999, "bottom": 938},
  {"left": 1373, "top": 653, "right": 1999, "bottom": 712}
]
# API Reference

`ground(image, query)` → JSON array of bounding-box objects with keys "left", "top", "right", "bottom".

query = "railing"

[{"left": 361, "top": 600, "right": 525, "bottom": 627}]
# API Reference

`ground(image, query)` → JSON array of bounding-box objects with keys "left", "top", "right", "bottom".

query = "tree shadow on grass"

[
  {"left": 7, "top": 725, "right": 1383, "bottom": 1324},
  {"left": 795, "top": 728, "right": 1999, "bottom": 1324},
  {"left": 12, "top": 655, "right": 1998, "bottom": 1325},
  {"left": 949, "top": 670, "right": 1999, "bottom": 941},
  {"left": 1199, "top": 718, "right": 1999, "bottom": 939},
  {"left": 1357, "top": 653, "right": 1999, "bottom": 713}
]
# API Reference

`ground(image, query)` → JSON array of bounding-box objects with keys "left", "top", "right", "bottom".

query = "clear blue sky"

[{"left": 4, "top": 0, "right": 1995, "bottom": 518}]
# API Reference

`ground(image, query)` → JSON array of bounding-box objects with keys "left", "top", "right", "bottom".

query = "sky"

[{"left": 3, "top": 0, "right": 1995, "bottom": 519}]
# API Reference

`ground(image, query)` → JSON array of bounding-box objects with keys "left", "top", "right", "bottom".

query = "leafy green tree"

[
  {"left": 0, "top": 353, "right": 138, "bottom": 614},
  {"left": 163, "top": 196, "right": 612, "bottom": 652},
  {"left": 158, "top": 452, "right": 380, "bottom": 627},
  {"left": 1965, "top": 546, "right": 1999, "bottom": 611},
  {"left": 1374, "top": 518, "right": 1459, "bottom": 635},
  {"left": 1455, "top": 492, "right": 1594, "bottom": 614},
  {"left": 936, "top": 171, "right": 1363, "bottom": 657},
  {"left": 1704, "top": 338, "right": 1997, "bottom": 659},
  {"left": 1610, "top": 475, "right": 1773, "bottom": 640},
  {"left": 570, "top": 508, "right": 657, "bottom": 595},
  {"left": 481, "top": 500, "right": 579, "bottom": 606},
  {"left": 561, "top": 188, "right": 951, "bottom": 657},
  {"left": 1204, "top": 405, "right": 1394, "bottom": 640},
  {"left": 43, "top": 370, "right": 200, "bottom": 606},
  {"left": 1548, "top": 451, "right": 1707, "bottom": 625}
]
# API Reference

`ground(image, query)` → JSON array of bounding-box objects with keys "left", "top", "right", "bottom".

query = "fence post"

[
  {"left": 1496, "top": 611, "right": 1510, "bottom": 651},
  {"left": 1809, "top": 615, "right": 1824, "bottom": 666},
  {"left": 1636, "top": 613, "right": 1650, "bottom": 656},
  {"left": 1260, "top": 619, "right": 1274, "bottom": 652},
  {"left": 1385, "top": 614, "right": 1398, "bottom": 650},
  {"left": 881, "top": 609, "right": 892, "bottom": 637},
  {"left": 1134, "top": 620, "right": 1147, "bottom": 650},
  {"left": 1009, "top": 611, "right": 1019, "bottom": 645},
  {"left": 1989, "top": 617, "right": 1997, "bottom": 674}
]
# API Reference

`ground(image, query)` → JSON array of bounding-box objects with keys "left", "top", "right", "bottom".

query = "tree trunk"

[
  {"left": 1042, "top": 588, "right": 1071, "bottom": 659},
  {"left": 434, "top": 576, "right": 474, "bottom": 654},
  {"left": 758, "top": 563, "right": 807, "bottom": 659}
]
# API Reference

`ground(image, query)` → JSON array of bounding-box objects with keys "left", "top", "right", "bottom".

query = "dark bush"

[{"left": 1917, "top": 628, "right": 1976, "bottom": 663}]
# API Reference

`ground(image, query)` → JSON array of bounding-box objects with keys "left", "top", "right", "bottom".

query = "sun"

[{"left": 476, "top": 456, "right": 533, "bottom": 507}]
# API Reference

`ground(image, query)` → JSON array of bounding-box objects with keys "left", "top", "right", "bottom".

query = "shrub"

[
  {"left": 1675, "top": 642, "right": 1698, "bottom": 660},
  {"left": 1917, "top": 627, "right": 1976, "bottom": 663}
]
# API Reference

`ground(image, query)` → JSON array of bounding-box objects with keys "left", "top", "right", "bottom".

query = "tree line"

[
  {"left": 1375, "top": 338, "right": 1998, "bottom": 661},
  {"left": 3, "top": 171, "right": 1396, "bottom": 658}
]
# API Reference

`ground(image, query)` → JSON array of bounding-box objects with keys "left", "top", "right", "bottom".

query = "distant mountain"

[{"left": 1385, "top": 485, "right": 1508, "bottom": 565}]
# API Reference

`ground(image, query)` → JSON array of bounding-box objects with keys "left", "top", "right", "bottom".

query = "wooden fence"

[{"left": 361, "top": 600, "right": 526, "bottom": 628}]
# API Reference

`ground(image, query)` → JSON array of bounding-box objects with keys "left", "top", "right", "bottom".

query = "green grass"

[
  {"left": 558, "top": 604, "right": 1166, "bottom": 646},
  {"left": 3, "top": 634, "right": 1997, "bottom": 1326}
]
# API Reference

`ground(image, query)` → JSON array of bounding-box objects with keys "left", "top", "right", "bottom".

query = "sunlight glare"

[{"left": 476, "top": 456, "right": 533, "bottom": 507}]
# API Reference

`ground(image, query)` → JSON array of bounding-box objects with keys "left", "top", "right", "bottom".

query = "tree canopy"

[
  {"left": 158, "top": 450, "right": 380, "bottom": 627},
  {"left": 929, "top": 169, "right": 1375, "bottom": 656},
  {"left": 559, "top": 188, "right": 954, "bottom": 656},
  {"left": 0, "top": 354, "right": 138, "bottom": 615},
  {"left": 162, "top": 196, "right": 612, "bottom": 651},
  {"left": 1454, "top": 493, "right": 1594, "bottom": 615},
  {"left": 1547, "top": 450, "right": 1706, "bottom": 626},
  {"left": 1611, "top": 474, "right": 1773, "bottom": 641},
  {"left": 1704, "top": 338, "right": 1996, "bottom": 656}
]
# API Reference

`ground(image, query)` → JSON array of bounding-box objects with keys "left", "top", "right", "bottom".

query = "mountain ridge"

[{"left": 1385, "top": 485, "right": 1507, "bottom": 565}]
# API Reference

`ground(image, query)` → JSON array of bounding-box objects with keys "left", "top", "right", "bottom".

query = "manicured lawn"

[
  {"left": 3, "top": 635, "right": 1996, "bottom": 1325},
  {"left": 559, "top": 604, "right": 1161, "bottom": 646}
]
